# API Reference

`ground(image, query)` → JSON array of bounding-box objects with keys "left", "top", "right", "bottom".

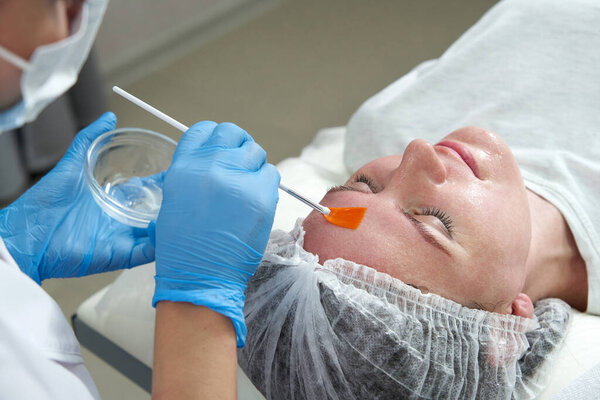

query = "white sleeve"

[{"left": 0, "top": 237, "right": 100, "bottom": 399}]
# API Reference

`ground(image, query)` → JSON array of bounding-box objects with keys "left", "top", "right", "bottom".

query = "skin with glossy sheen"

[{"left": 303, "top": 126, "right": 534, "bottom": 316}]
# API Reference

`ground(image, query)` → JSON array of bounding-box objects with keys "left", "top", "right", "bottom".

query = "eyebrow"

[{"left": 326, "top": 185, "right": 452, "bottom": 257}]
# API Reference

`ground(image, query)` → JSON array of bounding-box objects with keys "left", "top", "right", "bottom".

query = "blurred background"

[{"left": 4, "top": 0, "right": 498, "bottom": 398}]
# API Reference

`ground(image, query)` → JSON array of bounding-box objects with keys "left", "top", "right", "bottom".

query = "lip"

[{"left": 435, "top": 140, "right": 479, "bottom": 178}]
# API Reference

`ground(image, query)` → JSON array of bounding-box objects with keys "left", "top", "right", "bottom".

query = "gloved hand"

[
  {"left": 0, "top": 112, "right": 155, "bottom": 284},
  {"left": 152, "top": 121, "right": 280, "bottom": 347}
]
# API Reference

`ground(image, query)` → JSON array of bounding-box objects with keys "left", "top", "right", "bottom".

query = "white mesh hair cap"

[{"left": 238, "top": 220, "right": 572, "bottom": 400}]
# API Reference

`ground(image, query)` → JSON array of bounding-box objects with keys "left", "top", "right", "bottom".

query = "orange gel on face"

[{"left": 322, "top": 207, "right": 367, "bottom": 229}]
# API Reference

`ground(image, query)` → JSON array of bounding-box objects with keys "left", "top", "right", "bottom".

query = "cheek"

[
  {"left": 302, "top": 210, "right": 394, "bottom": 268},
  {"left": 464, "top": 182, "right": 531, "bottom": 273},
  {"left": 303, "top": 211, "right": 367, "bottom": 262}
]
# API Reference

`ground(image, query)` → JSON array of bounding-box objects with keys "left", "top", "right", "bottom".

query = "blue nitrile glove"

[
  {"left": 152, "top": 121, "right": 280, "bottom": 347},
  {"left": 0, "top": 113, "right": 155, "bottom": 284}
]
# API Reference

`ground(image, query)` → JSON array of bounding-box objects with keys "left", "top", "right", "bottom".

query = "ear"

[{"left": 510, "top": 293, "right": 534, "bottom": 319}]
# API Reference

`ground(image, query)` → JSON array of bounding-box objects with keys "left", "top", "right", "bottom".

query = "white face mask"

[{"left": 0, "top": 0, "right": 109, "bottom": 133}]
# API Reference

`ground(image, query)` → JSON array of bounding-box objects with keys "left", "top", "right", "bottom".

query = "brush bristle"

[{"left": 322, "top": 207, "right": 367, "bottom": 229}]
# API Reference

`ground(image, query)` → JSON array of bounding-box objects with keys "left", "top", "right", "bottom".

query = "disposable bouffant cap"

[{"left": 238, "top": 219, "right": 571, "bottom": 400}]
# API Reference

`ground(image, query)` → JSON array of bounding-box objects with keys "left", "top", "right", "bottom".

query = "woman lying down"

[
  {"left": 239, "top": 0, "right": 600, "bottom": 398},
  {"left": 238, "top": 127, "right": 575, "bottom": 400}
]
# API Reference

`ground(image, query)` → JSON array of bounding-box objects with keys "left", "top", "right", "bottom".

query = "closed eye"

[
  {"left": 353, "top": 173, "right": 379, "bottom": 193},
  {"left": 418, "top": 207, "right": 454, "bottom": 237},
  {"left": 327, "top": 173, "right": 380, "bottom": 194}
]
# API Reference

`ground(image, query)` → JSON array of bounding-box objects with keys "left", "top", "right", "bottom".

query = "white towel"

[{"left": 343, "top": 0, "right": 600, "bottom": 314}]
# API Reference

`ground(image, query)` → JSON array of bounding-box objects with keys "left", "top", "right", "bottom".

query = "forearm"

[{"left": 152, "top": 301, "right": 238, "bottom": 400}]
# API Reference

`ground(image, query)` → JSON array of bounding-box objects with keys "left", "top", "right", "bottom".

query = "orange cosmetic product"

[
  {"left": 276, "top": 184, "right": 366, "bottom": 229},
  {"left": 322, "top": 207, "right": 367, "bottom": 230}
]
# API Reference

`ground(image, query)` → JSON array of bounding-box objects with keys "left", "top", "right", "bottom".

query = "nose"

[{"left": 393, "top": 139, "right": 447, "bottom": 185}]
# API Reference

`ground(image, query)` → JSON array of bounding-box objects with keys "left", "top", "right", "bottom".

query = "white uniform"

[
  {"left": 0, "top": 237, "right": 100, "bottom": 399},
  {"left": 344, "top": 0, "right": 600, "bottom": 314}
]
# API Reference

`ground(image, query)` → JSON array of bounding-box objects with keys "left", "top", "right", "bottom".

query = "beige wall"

[{"left": 94, "top": 0, "right": 278, "bottom": 84}]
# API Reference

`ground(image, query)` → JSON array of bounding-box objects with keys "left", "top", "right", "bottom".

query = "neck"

[{"left": 523, "top": 190, "right": 588, "bottom": 311}]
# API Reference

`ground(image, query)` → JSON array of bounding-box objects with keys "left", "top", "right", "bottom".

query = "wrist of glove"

[
  {"left": 152, "top": 231, "right": 263, "bottom": 347},
  {"left": 152, "top": 121, "right": 280, "bottom": 347},
  {"left": 152, "top": 276, "right": 250, "bottom": 347}
]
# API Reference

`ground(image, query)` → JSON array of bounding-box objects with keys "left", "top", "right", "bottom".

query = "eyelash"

[
  {"left": 354, "top": 173, "right": 379, "bottom": 192},
  {"left": 419, "top": 207, "right": 454, "bottom": 235}
]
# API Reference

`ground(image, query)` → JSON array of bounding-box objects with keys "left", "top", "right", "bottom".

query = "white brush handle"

[
  {"left": 278, "top": 184, "right": 330, "bottom": 215},
  {"left": 113, "top": 86, "right": 189, "bottom": 132},
  {"left": 112, "top": 86, "right": 330, "bottom": 215}
]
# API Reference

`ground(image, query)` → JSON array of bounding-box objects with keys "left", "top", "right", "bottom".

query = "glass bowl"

[{"left": 85, "top": 128, "right": 177, "bottom": 228}]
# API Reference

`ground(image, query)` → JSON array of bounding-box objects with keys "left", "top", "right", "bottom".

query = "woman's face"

[{"left": 303, "top": 126, "right": 531, "bottom": 313}]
